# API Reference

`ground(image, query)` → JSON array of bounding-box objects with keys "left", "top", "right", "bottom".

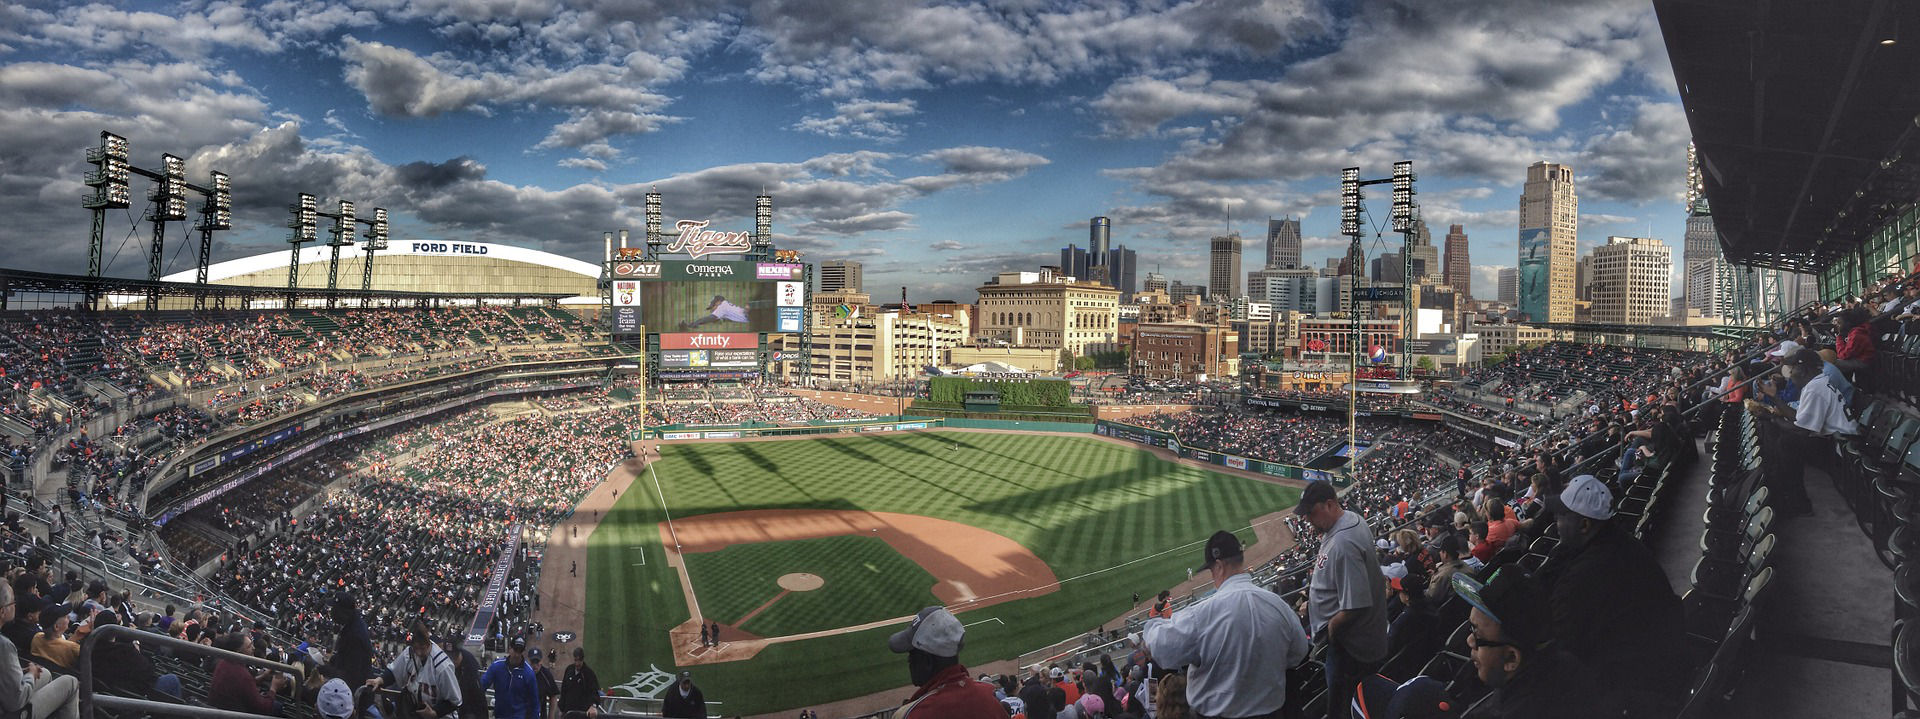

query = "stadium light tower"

[
  {"left": 324, "top": 199, "right": 356, "bottom": 307},
  {"left": 142, "top": 153, "right": 190, "bottom": 309},
  {"left": 193, "top": 171, "right": 233, "bottom": 310},
  {"left": 361, "top": 207, "right": 388, "bottom": 303},
  {"left": 1340, "top": 167, "right": 1363, "bottom": 456},
  {"left": 287, "top": 193, "right": 318, "bottom": 303},
  {"left": 82, "top": 132, "right": 132, "bottom": 281},
  {"left": 1391, "top": 160, "right": 1417, "bottom": 373}
]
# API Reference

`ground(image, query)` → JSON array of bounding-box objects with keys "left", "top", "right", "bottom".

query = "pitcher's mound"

[{"left": 777, "top": 573, "right": 825, "bottom": 591}]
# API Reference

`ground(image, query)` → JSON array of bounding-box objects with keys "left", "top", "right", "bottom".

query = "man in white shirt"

[
  {"left": 1748, "top": 348, "right": 1854, "bottom": 517},
  {"left": 1137, "top": 530, "right": 1308, "bottom": 719}
]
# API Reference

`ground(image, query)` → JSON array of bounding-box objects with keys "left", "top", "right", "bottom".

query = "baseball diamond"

[{"left": 574, "top": 429, "right": 1302, "bottom": 716}]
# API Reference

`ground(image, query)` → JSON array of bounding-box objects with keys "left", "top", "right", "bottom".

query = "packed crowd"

[
  {"left": 211, "top": 404, "right": 631, "bottom": 651},
  {"left": 1131, "top": 409, "right": 1364, "bottom": 466}
]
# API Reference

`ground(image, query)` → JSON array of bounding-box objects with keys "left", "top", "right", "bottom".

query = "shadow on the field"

[
  {"left": 960, "top": 460, "right": 1170, "bottom": 523},
  {"left": 817, "top": 439, "right": 1017, "bottom": 518},
  {"left": 673, "top": 447, "right": 741, "bottom": 506},
  {"left": 731, "top": 444, "right": 817, "bottom": 501},
  {"left": 862, "top": 434, "right": 1044, "bottom": 494}
]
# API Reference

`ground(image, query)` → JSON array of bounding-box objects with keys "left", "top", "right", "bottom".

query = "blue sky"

[{"left": 0, "top": 0, "right": 1690, "bottom": 303}]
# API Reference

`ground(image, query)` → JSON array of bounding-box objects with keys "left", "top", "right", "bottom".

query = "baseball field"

[{"left": 582, "top": 429, "right": 1301, "bottom": 715}]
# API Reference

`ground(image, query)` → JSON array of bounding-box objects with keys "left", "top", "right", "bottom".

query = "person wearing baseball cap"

[
  {"left": 886, "top": 606, "right": 1003, "bottom": 717},
  {"left": 316, "top": 677, "right": 356, "bottom": 719},
  {"left": 1135, "top": 530, "right": 1308, "bottom": 719},
  {"left": 1351, "top": 674, "right": 1458, "bottom": 719},
  {"left": 1454, "top": 569, "right": 1616, "bottom": 719},
  {"left": 1296, "top": 480, "right": 1389, "bottom": 717},
  {"left": 480, "top": 636, "right": 540, "bottom": 719},
  {"left": 1542, "top": 475, "right": 1685, "bottom": 718},
  {"left": 1745, "top": 347, "right": 1843, "bottom": 517}
]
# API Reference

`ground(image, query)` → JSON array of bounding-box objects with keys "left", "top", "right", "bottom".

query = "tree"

[
  {"left": 1416, "top": 356, "right": 1438, "bottom": 371},
  {"left": 1075, "top": 356, "right": 1097, "bottom": 371},
  {"left": 1058, "top": 348, "right": 1074, "bottom": 372}
]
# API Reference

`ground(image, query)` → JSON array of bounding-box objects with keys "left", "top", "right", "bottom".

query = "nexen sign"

[{"left": 410, "top": 242, "right": 490, "bottom": 255}]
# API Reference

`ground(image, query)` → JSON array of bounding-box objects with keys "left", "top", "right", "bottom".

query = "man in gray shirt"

[
  {"left": 1295, "top": 480, "right": 1387, "bottom": 719},
  {"left": 0, "top": 582, "right": 79, "bottom": 719}
]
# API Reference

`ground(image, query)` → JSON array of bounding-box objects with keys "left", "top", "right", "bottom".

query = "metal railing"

[{"left": 77, "top": 623, "right": 300, "bottom": 719}]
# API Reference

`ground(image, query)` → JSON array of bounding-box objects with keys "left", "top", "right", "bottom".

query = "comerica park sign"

[{"left": 665, "top": 220, "right": 754, "bottom": 259}]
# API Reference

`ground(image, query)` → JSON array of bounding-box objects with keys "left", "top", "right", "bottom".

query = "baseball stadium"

[{"left": 0, "top": 5, "right": 1911, "bottom": 719}]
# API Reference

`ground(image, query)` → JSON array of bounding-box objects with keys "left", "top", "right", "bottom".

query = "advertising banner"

[
  {"left": 710, "top": 349, "right": 758, "bottom": 368},
  {"left": 465, "top": 524, "right": 523, "bottom": 643},
  {"left": 756, "top": 263, "right": 804, "bottom": 280},
  {"left": 661, "top": 350, "right": 694, "bottom": 367},
  {"left": 662, "top": 432, "right": 701, "bottom": 440},
  {"left": 777, "top": 281, "right": 804, "bottom": 307},
  {"left": 1407, "top": 338, "right": 1457, "bottom": 355},
  {"left": 1518, "top": 227, "right": 1551, "bottom": 319},
  {"left": 610, "top": 261, "right": 662, "bottom": 279},
  {"left": 898, "top": 422, "right": 929, "bottom": 430},
  {"left": 703, "top": 431, "right": 742, "bottom": 439},
  {"left": 778, "top": 306, "right": 803, "bottom": 333},
  {"left": 613, "top": 281, "right": 640, "bottom": 306},
  {"left": 612, "top": 306, "right": 641, "bottom": 334},
  {"left": 661, "top": 332, "right": 759, "bottom": 350},
  {"left": 1225, "top": 456, "right": 1249, "bottom": 470}
]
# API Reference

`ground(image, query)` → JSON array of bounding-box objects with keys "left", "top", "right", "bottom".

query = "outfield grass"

[
  {"left": 682, "top": 535, "right": 942, "bottom": 637},
  {"left": 586, "top": 430, "right": 1300, "bottom": 715}
]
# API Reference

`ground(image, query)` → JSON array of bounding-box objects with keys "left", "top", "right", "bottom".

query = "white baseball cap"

[
  {"left": 889, "top": 606, "right": 965, "bottom": 657},
  {"left": 1767, "top": 340, "right": 1803, "bottom": 360},
  {"left": 1549, "top": 474, "right": 1615, "bottom": 521},
  {"left": 316, "top": 678, "right": 354, "bottom": 719}
]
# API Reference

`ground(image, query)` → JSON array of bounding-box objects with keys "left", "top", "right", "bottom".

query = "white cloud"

[
  {"left": 902, "top": 146, "right": 1050, "bottom": 193},
  {"left": 930, "top": 239, "right": 965, "bottom": 251},
  {"left": 792, "top": 98, "right": 918, "bottom": 140}
]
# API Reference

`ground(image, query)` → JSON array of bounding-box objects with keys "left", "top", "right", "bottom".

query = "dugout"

[{"left": 963, "top": 391, "right": 1002, "bottom": 412}]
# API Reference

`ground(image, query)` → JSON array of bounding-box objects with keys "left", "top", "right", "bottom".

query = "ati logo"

[
  {"left": 613, "top": 262, "right": 661, "bottom": 278},
  {"left": 665, "top": 220, "right": 753, "bottom": 259}
]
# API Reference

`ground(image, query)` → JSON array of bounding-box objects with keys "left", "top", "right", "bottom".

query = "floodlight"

[
  {"left": 290, "top": 192, "right": 318, "bottom": 242},
  {"left": 366, "top": 207, "right": 390, "bottom": 248},
  {"left": 333, "top": 200, "right": 356, "bottom": 246}
]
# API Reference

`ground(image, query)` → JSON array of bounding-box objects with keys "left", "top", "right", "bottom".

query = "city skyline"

[{"left": 0, "top": 0, "right": 1690, "bottom": 303}]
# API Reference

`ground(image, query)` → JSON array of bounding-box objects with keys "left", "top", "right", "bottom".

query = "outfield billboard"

[{"left": 608, "top": 260, "right": 806, "bottom": 337}]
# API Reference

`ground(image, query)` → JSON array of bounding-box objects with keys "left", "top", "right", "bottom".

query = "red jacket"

[
  {"left": 898, "top": 664, "right": 1007, "bottom": 719},
  {"left": 1838, "top": 326, "right": 1876, "bottom": 363},
  {"left": 209, "top": 659, "right": 278, "bottom": 715}
]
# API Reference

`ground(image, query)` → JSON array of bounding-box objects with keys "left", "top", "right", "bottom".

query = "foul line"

[
  {"left": 963, "top": 617, "right": 1005, "bottom": 628},
  {"left": 645, "top": 456, "right": 699, "bottom": 615}
]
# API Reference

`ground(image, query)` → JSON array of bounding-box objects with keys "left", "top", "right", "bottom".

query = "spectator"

[
  {"left": 1139, "top": 530, "right": 1308, "bottom": 718},
  {"left": 1455, "top": 570, "right": 1616, "bottom": 719},
  {"left": 531, "top": 648, "right": 558, "bottom": 719},
  {"left": 1295, "top": 480, "right": 1388, "bottom": 719},
  {"left": 330, "top": 595, "right": 376, "bottom": 687},
  {"left": 1386, "top": 574, "right": 1438, "bottom": 660},
  {"left": 366, "top": 624, "right": 462, "bottom": 719},
  {"left": 1349, "top": 675, "right": 1459, "bottom": 719},
  {"left": 558, "top": 647, "right": 601, "bottom": 718},
  {"left": 1148, "top": 590, "right": 1172, "bottom": 620},
  {"left": 1538, "top": 475, "right": 1685, "bottom": 718},
  {"left": 887, "top": 606, "right": 1006, "bottom": 718},
  {"left": 2, "top": 591, "right": 40, "bottom": 655},
  {"left": 316, "top": 678, "right": 356, "bottom": 719},
  {"left": 1466, "top": 523, "right": 1494, "bottom": 565},
  {"left": 439, "top": 637, "right": 486, "bottom": 719},
  {"left": 89, "top": 610, "right": 181, "bottom": 698},
  {"left": 0, "top": 583, "right": 79, "bottom": 719},
  {"left": 1018, "top": 669, "right": 1055, "bottom": 719},
  {"left": 481, "top": 637, "right": 540, "bottom": 719},
  {"left": 659, "top": 671, "right": 708, "bottom": 719},
  {"left": 1153, "top": 673, "right": 1190, "bottom": 719},
  {"left": 1060, "top": 694, "right": 1104, "bottom": 719},
  {"left": 30, "top": 604, "right": 79, "bottom": 670},
  {"left": 1425, "top": 534, "right": 1472, "bottom": 604},
  {"left": 209, "top": 632, "right": 288, "bottom": 715}
]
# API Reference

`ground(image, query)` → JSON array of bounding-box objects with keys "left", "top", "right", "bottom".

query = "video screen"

[{"left": 641, "top": 280, "right": 779, "bottom": 334}]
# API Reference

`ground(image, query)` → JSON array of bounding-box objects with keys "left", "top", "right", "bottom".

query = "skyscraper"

[
  {"left": 1210, "top": 233, "right": 1243, "bottom": 300},
  {"left": 1682, "top": 140, "right": 1732, "bottom": 318},
  {"left": 1591, "top": 236, "right": 1672, "bottom": 324},
  {"left": 1498, "top": 267, "right": 1518, "bottom": 304},
  {"left": 1575, "top": 255, "right": 1593, "bottom": 301},
  {"left": 1106, "top": 246, "right": 1137, "bottom": 296},
  {"left": 1443, "top": 224, "right": 1471, "bottom": 297},
  {"left": 1060, "top": 244, "right": 1091, "bottom": 281},
  {"left": 1408, "top": 219, "right": 1441, "bottom": 284},
  {"left": 1088, "top": 217, "right": 1112, "bottom": 289},
  {"left": 1266, "top": 218, "right": 1302, "bottom": 270},
  {"left": 821, "top": 260, "right": 864, "bottom": 293},
  {"left": 1518, "top": 161, "right": 1578, "bottom": 322}
]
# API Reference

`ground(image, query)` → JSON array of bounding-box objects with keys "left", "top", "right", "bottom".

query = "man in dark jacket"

[
  {"left": 531, "top": 648, "right": 559, "bottom": 719},
  {"left": 1456, "top": 570, "right": 1618, "bottom": 719},
  {"left": 90, "top": 611, "right": 163, "bottom": 696},
  {"left": 558, "top": 647, "right": 601, "bottom": 718},
  {"left": 329, "top": 595, "right": 376, "bottom": 687},
  {"left": 660, "top": 672, "right": 706, "bottom": 719},
  {"left": 1018, "top": 670, "right": 1055, "bottom": 719},
  {"left": 1540, "top": 475, "right": 1686, "bottom": 718},
  {"left": 440, "top": 637, "right": 486, "bottom": 719},
  {"left": 1, "top": 591, "right": 40, "bottom": 656}
]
